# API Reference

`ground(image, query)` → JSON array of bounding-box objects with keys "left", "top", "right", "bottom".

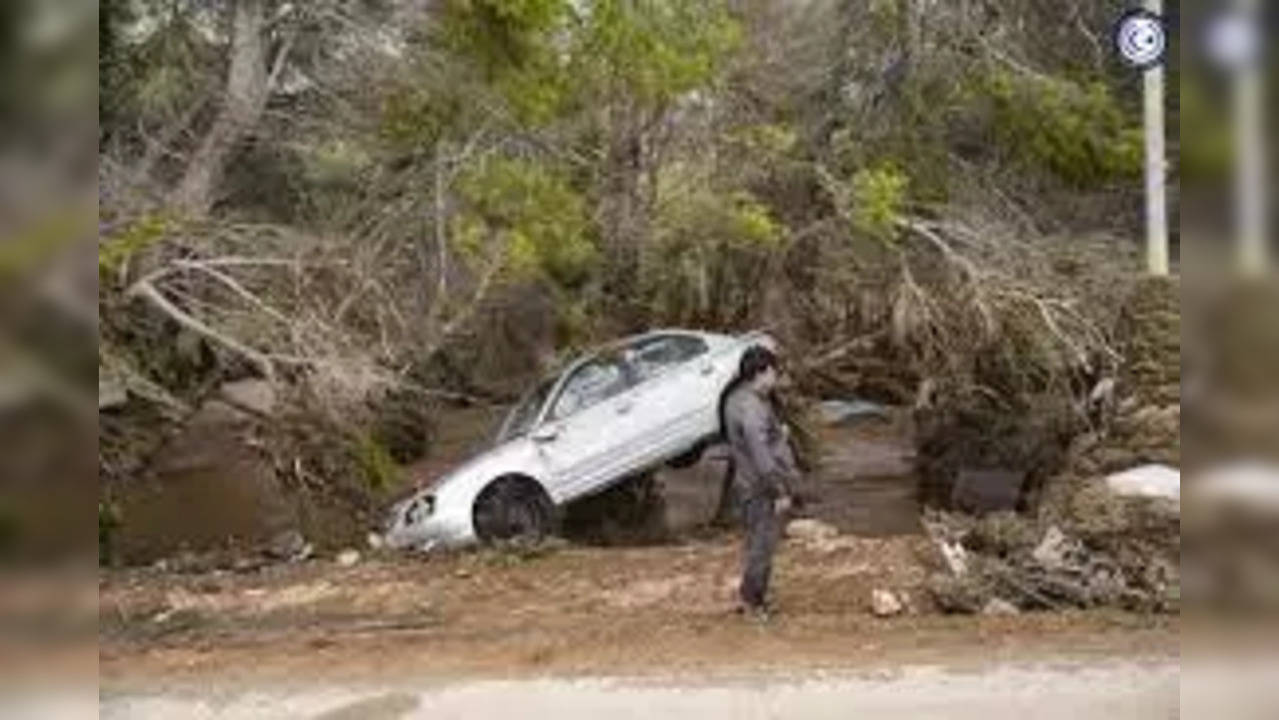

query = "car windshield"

[{"left": 499, "top": 377, "right": 556, "bottom": 442}]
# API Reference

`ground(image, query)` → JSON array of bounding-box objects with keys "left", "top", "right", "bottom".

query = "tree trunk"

[
  {"left": 172, "top": 0, "right": 269, "bottom": 218},
  {"left": 808, "top": 1, "right": 859, "bottom": 164},
  {"left": 600, "top": 103, "right": 647, "bottom": 330}
]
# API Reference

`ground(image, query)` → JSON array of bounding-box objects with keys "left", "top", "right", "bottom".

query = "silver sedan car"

[{"left": 384, "top": 329, "right": 776, "bottom": 550}]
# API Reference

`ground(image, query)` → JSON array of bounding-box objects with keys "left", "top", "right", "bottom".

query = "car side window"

[
  {"left": 551, "top": 356, "right": 631, "bottom": 419},
  {"left": 625, "top": 335, "right": 709, "bottom": 383}
]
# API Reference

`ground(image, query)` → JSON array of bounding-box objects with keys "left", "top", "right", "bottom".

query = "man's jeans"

[{"left": 739, "top": 494, "right": 780, "bottom": 609}]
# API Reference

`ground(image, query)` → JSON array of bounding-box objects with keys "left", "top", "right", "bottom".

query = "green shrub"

[
  {"left": 454, "top": 157, "right": 597, "bottom": 288},
  {"left": 350, "top": 432, "right": 402, "bottom": 492},
  {"left": 987, "top": 71, "right": 1142, "bottom": 186},
  {"left": 851, "top": 163, "right": 909, "bottom": 241}
]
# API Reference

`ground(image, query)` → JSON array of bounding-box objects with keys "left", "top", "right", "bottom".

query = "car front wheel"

[{"left": 473, "top": 477, "right": 557, "bottom": 544}]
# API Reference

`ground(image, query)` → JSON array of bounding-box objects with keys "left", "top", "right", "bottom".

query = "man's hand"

[{"left": 775, "top": 494, "right": 793, "bottom": 515}]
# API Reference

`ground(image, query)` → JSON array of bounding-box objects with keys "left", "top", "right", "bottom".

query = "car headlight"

[{"left": 399, "top": 494, "right": 435, "bottom": 528}]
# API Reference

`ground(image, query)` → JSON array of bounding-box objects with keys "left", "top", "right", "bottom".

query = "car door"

[
  {"left": 533, "top": 353, "right": 646, "bottom": 499},
  {"left": 619, "top": 333, "right": 719, "bottom": 465}
]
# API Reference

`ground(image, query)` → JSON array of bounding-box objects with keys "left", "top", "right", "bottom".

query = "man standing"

[{"left": 721, "top": 346, "right": 800, "bottom": 619}]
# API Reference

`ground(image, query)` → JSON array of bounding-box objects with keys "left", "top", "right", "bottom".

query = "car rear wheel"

[
  {"left": 666, "top": 442, "right": 706, "bottom": 469},
  {"left": 473, "top": 477, "right": 556, "bottom": 543}
]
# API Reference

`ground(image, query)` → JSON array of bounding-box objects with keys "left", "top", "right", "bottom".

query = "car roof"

[
  {"left": 532, "top": 329, "right": 722, "bottom": 392},
  {"left": 596, "top": 328, "right": 723, "bottom": 353}
]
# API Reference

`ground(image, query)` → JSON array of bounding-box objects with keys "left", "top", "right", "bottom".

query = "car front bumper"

[{"left": 383, "top": 494, "right": 476, "bottom": 551}]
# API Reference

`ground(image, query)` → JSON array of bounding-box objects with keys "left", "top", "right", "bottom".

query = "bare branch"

[
  {"left": 127, "top": 279, "right": 275, "bottom": 380},
  {"left": 171, "top": 260, "right": 293, "bottom": 327}
]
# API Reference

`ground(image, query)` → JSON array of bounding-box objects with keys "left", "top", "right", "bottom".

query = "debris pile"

[
  {"left": 924, "top": 505, "right": 1177, "bottom": 614},
  {"left": 925, "top": 278, "right": 1180, "bottom": 614}
]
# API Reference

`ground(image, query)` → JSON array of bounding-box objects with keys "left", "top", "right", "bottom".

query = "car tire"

[
  {"left": 666, "top": 442, "right": 705, "bottom": 469},
  {"left": 473, "top": 476, "right": 557, "bottom": 544}
]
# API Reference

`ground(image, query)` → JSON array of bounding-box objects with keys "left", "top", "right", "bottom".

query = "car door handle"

[
  {"left": 616, "top": 400, "right": 633, "bottom": 415},
  {"left": 532, "top": 423, "right": 560, "bottom": 443},
  {"left": 699, "top": 362, "right": 715, "bottom": 376}
]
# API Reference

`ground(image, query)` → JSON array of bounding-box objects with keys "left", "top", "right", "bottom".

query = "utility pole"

[
  {"left": 1234, "top": 0, "right": 1267, "bottom": 276},
  {"left": 1116, "top": 3, "right": 1171, "bottom": 275},
  {"left": 1142, "top": 0, "right": 1169, "bottom": 276}
]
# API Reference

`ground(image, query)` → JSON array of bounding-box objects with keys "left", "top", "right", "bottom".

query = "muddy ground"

[
  {"left": 99, "top": 531, "right": 1177, "bottom": 687},
  {"left": 99, "top": 414, "right": 1177, "bottom": 689}
]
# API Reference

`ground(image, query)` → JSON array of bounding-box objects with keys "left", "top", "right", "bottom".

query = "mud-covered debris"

[
  {"left": 927, "top": 572, "right": 989, "bottom": 613},
  {"left": 939, "top": 540, "right": 969, "bottom": 576},
  {"left": 871, "top": 588, "right": 904, "bottom": 616},
  {"left": 982, "top": 597, "right": 1020, "bottom": 616},
  {"left": 925, "top": 501, "right": 1178, "bottom": 614},
  {"left": 920, "top": 279, "right": 1183, "bottom": 614},
  {"left": 965, "top": 512, "right": 1038, "bottom": 557},
  {"left": 1031, "top": 526, "right": 1075, "bottom": 570},
  {"left": 220, "top": 379, "right": 276, "bottom": 416},
  {"left": 817, "top": 399, "right": 891, "bottom": 426}
]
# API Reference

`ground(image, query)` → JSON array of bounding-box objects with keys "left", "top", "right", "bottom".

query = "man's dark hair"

[
  {"left": 736, "top": 345, "right": 778, "bottom": 382},
  {"left": 717, "top": 345, "right": 779, "bottom": 439}
]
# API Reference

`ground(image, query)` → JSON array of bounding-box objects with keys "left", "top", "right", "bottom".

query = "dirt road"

[{"left": 99, "top": 659, "right": 1178, "bottom": 719}]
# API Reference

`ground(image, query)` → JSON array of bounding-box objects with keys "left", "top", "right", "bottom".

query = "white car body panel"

[{"left": 383, "top": 329, "right": 774, "bottom": 550}]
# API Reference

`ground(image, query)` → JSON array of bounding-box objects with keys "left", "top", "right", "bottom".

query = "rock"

[
  {"left": 1106, "top": 464, "right": 1180, "bottom": 503},
  {"left": 220, "top": 379, "right": 276, "bottom": 416},
  {"left": 335, "top": 549, "right": 361, "bottom": 567},
  {"left": 871, "top": 589, "right": 904, "bottom": 617},
  {"left": 982, "top": 597, "right": 1020, "bottom": 616},
  {"left": 786, "top": 518, "right": 840, "bottom": 543},
  {"left": 951, "top": 469, "right": 1026, "bottom": 514},
  {"left": 99, "top": 374, "right": 127, "bottom": 410},
  {"left": 366, "top": 532, "right": 386, "bottom": 550},
  {"left": 266, "top": 530, "right": 312, "bottom": 562},
  {"left": 231, "top": 556, "right": 264, "bottom": 573}
]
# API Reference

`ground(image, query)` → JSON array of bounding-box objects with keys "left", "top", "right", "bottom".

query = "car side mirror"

[{"left": 531, "top": 423, "right": 560, "bottom": 443}]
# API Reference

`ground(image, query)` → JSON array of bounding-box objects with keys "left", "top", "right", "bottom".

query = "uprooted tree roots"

[{"left": 923, "top": 277, "right": 1180, "bottom": 615}]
